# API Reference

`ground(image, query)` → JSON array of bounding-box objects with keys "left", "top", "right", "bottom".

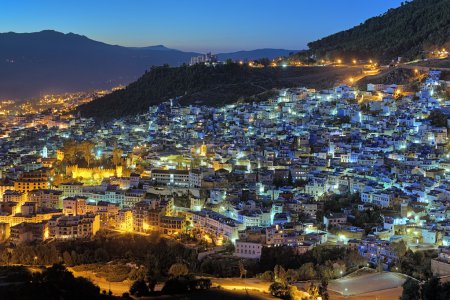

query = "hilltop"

[
  {"left": 76, "top": 63, "right": 362, "bottom": 120},
  {"left": 305, "top": 0, "right": 450, "bottom": 62}
]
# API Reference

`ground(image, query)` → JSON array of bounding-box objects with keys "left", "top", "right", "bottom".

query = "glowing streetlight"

[
  {"left": 337, "top": 59, "right": 342, "bottom": 64},
  {"left": 352, "top": 59, "right": 357, "bottom": 64}
]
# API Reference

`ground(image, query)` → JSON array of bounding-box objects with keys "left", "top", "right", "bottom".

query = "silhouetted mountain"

[
  {"left": 0, "top": 30, "right": 296, "bottom": 100},
  {"left": 0, "top": 30, "right": 200, "bottom": 100},
  {"left": 305, "top": 0, "right": 450, "bottom": 62},
  {"left": 217, "top": 49, "right": 297, "bottom": 61}
]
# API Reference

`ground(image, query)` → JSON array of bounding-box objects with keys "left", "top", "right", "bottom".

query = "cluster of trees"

[
  {"left": 129, "top": 262, "right": 211, "bottom": 297},
  {"left": 316, "top": 193, "right": 383, "bottom": 232},
  {"left": 307, "top": 0, "right": 450, "bottom": 62},
  {"left": 0, "top": 264, "right": 115, "bottom": 299},
  {"left": 256, "top": 246, "right": 366, "bottom": 282},
  {"left": 0, "top": 232, "right": 198, "bottom": 280},
  {"left": 395, "top": 249, "right": 436, "bottom": 280},
  {"left": 61, "top": 139, "right": 96, "bottom": 167},
  {"left": 400, "top": 277, "right": 450, "bottom": 300},
  {"left": 61, "top": 140, "right": 124, "bottom": 168},
  {"left": 267, "top": 265, "right": 329, "bottom": 300},
  {"left": 428, "top": 109, "right": 449, "bottom": 127}
]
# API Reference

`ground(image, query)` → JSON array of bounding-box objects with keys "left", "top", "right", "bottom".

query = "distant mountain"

[
  {"left": 305, "top": 0, "right": 450, "bottom": 62},
  {"left": 0, "top": 30, "right": 296, "bottom": 100},
  {"left": 217, "top": 49, "right": 297, "bottom": 61},
  {"left": 0, "top": 30, "right": 200, "bottom": 100}
]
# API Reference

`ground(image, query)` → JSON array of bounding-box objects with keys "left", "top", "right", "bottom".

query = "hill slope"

[
  {"left": 76, "top": 64, "right": 362, "bottom": 120},
  {"left": 306, "top": 0, "right": 450, "bottom": 62}
]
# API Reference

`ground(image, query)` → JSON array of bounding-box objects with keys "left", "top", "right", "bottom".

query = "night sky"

[{"left": 1, "top": 0, "right": 404, "bottom": 52}]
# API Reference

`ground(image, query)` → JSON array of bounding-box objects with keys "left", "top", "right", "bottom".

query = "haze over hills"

[
  {"left": 305, "top": 0, "right": 450, "bottom": 62},
  {"left": 0, "top": 30, "right": 297, "bottom": 100}
]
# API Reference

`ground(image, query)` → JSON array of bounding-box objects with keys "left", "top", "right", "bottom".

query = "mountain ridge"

[{"left": 0, "top": 30, "right": 297, "bottom": 100}]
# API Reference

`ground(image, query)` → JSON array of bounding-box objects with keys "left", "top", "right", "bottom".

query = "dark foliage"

[
  {"left": 0, "top": 264, "right": 113, "bottom": 300},
  {"left": 428, "top": 109, "right": 448, "bottom": 127},
  {"left": 306, "top": 0, "right": 450, "bottom": 62},
  {"left": 76, "top": 63, "right": 361, "bottom": 120},
  {"left": 129, "top": 279, "right": 150, "bottom": 297},
  {"left": 161, "top": 277, "right": 211, "bottom": 294}
]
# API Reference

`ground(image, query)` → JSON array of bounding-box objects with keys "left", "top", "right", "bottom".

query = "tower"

[{"left": 42, "top": 146, "right": 48, "bottom": 158}]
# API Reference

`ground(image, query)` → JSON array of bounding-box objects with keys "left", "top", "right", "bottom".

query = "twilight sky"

[{"left": 1, "top": 0, "right": 404, "bottom": 53}]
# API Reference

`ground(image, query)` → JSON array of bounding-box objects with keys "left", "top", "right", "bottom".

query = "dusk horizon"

[{"left": 1, "top": 0, "right": 404, "bottom": 53}]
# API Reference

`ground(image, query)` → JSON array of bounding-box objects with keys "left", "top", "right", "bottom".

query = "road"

[
  {"left": 69, "top": 267, "right": 133, "bottom": 296},
  {"left": 211, "top": 277, "right": 270, "bottom": 293},
  {"left": 329, "top": 287, "right": 403, "bottom": 300}
]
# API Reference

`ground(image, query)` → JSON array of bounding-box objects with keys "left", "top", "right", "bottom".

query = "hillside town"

[{"left": 1, "top": 68, "right": 450, "bottom": 283}]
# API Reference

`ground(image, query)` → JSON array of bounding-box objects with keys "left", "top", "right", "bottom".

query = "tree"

[
  {"left": 94, "top": 248, "right": 109, "bottom": 262},
  {"left": 286, "top": 269, "right": 298, "bottom": 283},
  {"left": 62, "top": 139, "right": 77, "bottom": 164},
  {"left": 305, "top": 282, "right": 320, "bottom": 300},
  {"left": 391, "top": 240, "right": 408, "bottom": 258},
  {"left": 428, "top": 109, "right": 448, "bottom": 127},
  {"left": 168, "top": 263, "right": 189, "bottom": 278},
  {"left": 400, "top": 278, "right": 420, "bottom": 300},
  {"left": 80, "top": 141, "right": 94, "bottom": 167},
  {"left": 319, "top": 279, "right": 329, "bottom": 300},
  {"left": 129, "top": 279, "right": 150, "bottom": 297},
  {"left": 145, "top": 253, "right": 160, "bottom": 292},
  {"left": 422, "top": 277, "right": 441, "bottom": 300},
  {"left": 63, "top": 251, "right": 74, "bottom": 267},
  {"left": 257, "top": 270, "right": 274, "bottom": 282},
  {"left": 239, "top": 260, "right": 247, "bottom": 279},
  {"left": 298, "top": 262, "right": 317, "bottom": 280},
  {"left": 274, "top": 265, "right": 287, "bottom": 285},
  {"left": 112, "top": 146, "right": 123, "bottom": 167}
]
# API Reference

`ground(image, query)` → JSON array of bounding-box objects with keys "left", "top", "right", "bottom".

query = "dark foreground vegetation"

[{"left": 0, "top": 264, "right": 116, "bottom": 300}]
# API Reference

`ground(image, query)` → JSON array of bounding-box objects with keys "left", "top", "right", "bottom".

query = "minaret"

[{"left": 42, "top": 146, "right": 48, "bottom": 158}]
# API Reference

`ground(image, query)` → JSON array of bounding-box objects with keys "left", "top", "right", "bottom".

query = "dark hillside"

[
  {"left": 76, "top": 64, "right": 362, "bottom": 120},
  {"left": 306, "top": 0, "right": 450, "bottom": 62}
]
